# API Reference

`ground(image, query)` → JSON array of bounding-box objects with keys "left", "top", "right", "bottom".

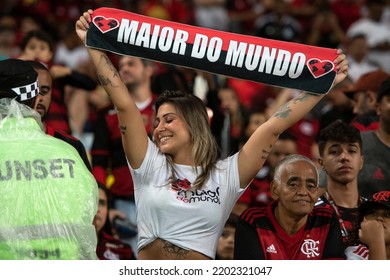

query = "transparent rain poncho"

[{"left": 0, "top": 98, "right": 98, "bottom": 259}]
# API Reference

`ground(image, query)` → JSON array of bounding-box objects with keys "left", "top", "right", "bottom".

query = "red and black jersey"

[
  {"left": 234, "top": 202, "right": 345, "bottom": 260},
  {"left": 44, "top": 67, "right": 97, "bottom": 134},
  {"left": 91, "top": 97, "right": 156, "bottom": 198},
  {"left": 317, "top": 194, "right": 366, "bottom": 245},
  {"left": 45, "top": 87, "right": 70, "bottom": 134},
  {"left": 46, "top": 126, "right": 92, "bottom": 171},
  {"left": 351, "top": 113, "right": 379, "bottom": 132},
  {"left": 237, "top": 175, "right": 273, "bottom": 208},
  {"left": 96, "top": 231, "right": 136, "bottom": 260},
  {"left": 287, "top": 118, "right": 320, "bottom": 159}
]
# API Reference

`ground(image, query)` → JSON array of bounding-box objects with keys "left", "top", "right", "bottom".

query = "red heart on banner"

[
  {"left": 307, "top": 58, "right": 334, "bottom": 79},
  {"left": 93, "top": 16, "right": 119, "bottom": 33}
]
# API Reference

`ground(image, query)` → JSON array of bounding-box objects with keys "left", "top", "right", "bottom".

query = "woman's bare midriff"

[{"left": 138, "top": 238, "right": 211, "bottom": 260}]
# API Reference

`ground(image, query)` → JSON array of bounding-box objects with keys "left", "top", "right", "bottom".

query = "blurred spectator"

[
  {"left": 254, "top": 0, "right": 302, "bottom": 43},
  {"left": 289, "top": 0, "right": 319, "bottom": 42},
  {"left": 54, "top": 22, "right": 95, "bottom": 142},
  {"left": 242, "top": 109, "right": 267, "bottom": 145},
  {"left": 94, "top": 184, "right": 136, "bottom": 260},
  {"left": 53, "top": 0, "right": 84, "bottom": 24},
  {"left": 226, "top": 77, "right": 273, "bottom": 110},
  {"left": 151, "top": 64, "right": 197, "bottom": 96},
  {"left": 0, "top": 1, "right": 18, "bottom": 14},
  {"left": 18, "top": 30, "right": 97, "bottom": 135},
  {"left": 358, "top": 77, "right": 390, "bottom": 197},
  {"left": 138, "top": 0, "right": 172, "bottom": 20},
  {"left": 215, "top": 213, "right": 239, "bottom": 260},
  {"left": 193, "top": 0, "right": 230, "bottom": 31},
  {"left": 54, "top": 22, "right": 91, "bottom": 71},
  {"left": 216, "top": 85, "right": 248, "bottom": 156},
  {"left": 381, "top": 0, "right": 390, "bottom": 27},
  {"left": 345, "top": 34, "right": 381, "bottom": 83},
  {"left": 306, "top": 4, "right": 344, "bottom": 48},
  {"left": 0, "top": 13, "right": 17, "bottom": 27},
  {"left": 0, "top": 14, "right": 18, "bottom": 60},
  {"left": 165, "top": 0, "right": 195, "bottom": 24},
  {"left": 317, "top": 75, "right": 355, "bottom": 132},
  {"left": 343, "top": 70, "right": 390, "bottom": 132},
  {"left": 331, "top": 0, "right": 363, "bottom": 32},
  {"left": 15, "top": 13, "right": 54, "bottom": 46},
  {"left": 138, "top": 0, "right": 194, "bottom": 24},
  {"left": 347, "top": 0, "right": 390, "bottom": 74},
  {"left": 345, "top": 191, "right": 390, "bottom": 260},
  {"left": 226, "top": 0, "right": 263, "bottom": 34},
  {"left": 288, "top": 117, "right": 320, "bottom": 160},
  {"left": 17, "top": 0, "right": 51, "bottom": 19}
]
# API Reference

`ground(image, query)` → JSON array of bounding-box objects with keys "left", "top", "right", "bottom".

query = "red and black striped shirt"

[{"left": 234, "top": 201, "right": 345, "bottom": 259}]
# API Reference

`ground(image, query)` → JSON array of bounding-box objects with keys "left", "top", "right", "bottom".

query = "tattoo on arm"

[
  {"left": 273, "top": 103, "right": 292, "bottom": 118},
  {"left": 119, "top": 125, "right": 126, "bottom": 135},
  {"left": 294, "top": 92, "right": 310, "bottom": 102},
  {"left": 97, "top": 74, "right": 115, "bottom": 89},
  {"left": 261, "top": 144, "right": 272, "bottom": 159},
  {"left": 161, "top": 240, "right": 189, "bottom": 260},
  {"left": 273, "top": 92, "right": 310, "bottom": 119},
  {"left": 96, "top": 54, "right": 120, "bottom": 89},
  {"left": 102, "top": 55, "right": 120, "bottom": 79}
]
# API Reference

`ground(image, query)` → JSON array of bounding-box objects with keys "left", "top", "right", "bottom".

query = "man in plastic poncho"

[{"left": 0, "top": 59, "right": 98, "bottom": 260}]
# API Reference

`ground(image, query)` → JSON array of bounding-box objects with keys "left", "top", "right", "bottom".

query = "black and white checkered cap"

[
  {"left": 11, "top": 79, "right": 39, "bottom": 101},
  {"left": 0, "top": 58, "right": 39, "bottom": 101}
]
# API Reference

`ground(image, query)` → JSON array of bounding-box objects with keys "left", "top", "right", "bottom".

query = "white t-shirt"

[
  {"left": 346, "top": 19, "right": 390, "bottom": 73},
  {"left": 130, "top": 138, "right": 244, "bottom": 259},
  {"left": 54, "top": 42, "right": 90, "bottom": 70}
]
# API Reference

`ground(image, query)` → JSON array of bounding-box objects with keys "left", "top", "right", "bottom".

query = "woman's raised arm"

[
  {"left": 75, "top": 10, "right": 148, "bottom": 168},
  {"left": 238, "top": 50, "right": 349, "bottom": 188}
]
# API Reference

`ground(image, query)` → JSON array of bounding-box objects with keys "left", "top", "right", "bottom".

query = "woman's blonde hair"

[{"left": 154, "top": 91, "right": 219, "bottom": 189}]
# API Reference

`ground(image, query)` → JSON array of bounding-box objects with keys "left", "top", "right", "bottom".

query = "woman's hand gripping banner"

[{"left": 86, "top": 7, "right": 337, "bottom": 94}]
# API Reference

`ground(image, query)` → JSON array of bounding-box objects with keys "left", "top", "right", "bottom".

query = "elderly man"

[{"left": 234, "top": 154, "right": 345, "bottom": 259}]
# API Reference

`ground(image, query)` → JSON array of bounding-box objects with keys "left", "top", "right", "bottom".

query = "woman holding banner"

[{"left": 76, "top": 9, "right": 348, "bottom": 260}]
